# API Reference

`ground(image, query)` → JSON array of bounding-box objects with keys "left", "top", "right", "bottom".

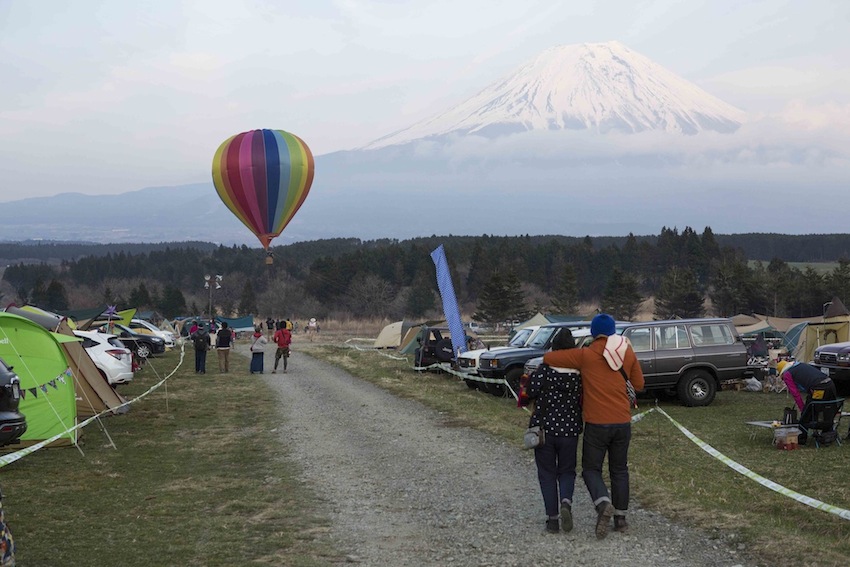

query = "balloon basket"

[{"left": 265, "top": 256, "right": 274, "bottom": 266}]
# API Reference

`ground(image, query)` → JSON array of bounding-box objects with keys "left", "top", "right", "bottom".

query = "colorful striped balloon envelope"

[{"left": 212, "top": 129, "right": 315, "bottom": 250}]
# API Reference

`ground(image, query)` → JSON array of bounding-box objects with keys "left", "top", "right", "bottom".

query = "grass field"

[
  {"left": 3, "top": 338, "right": 849, "bottom": 566},
  {"left": 1, "top": 347, "right": 339, "bottom": 567},
  {"left": 311, "top": 343, "right": 850, "bottom": 567}
]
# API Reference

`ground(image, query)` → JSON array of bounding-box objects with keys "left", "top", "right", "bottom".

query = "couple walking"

[{"left": 522, "top": 313, "right": 644, "bottom": 538}]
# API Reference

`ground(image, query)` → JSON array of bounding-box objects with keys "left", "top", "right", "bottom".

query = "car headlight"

[{"left": 839, "top": 353, "right": 850, "bottom": 362}]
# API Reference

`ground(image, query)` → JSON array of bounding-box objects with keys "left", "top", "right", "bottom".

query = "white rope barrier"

[{"left": 654, "top": 406, "right": 850, "bottom": 521}]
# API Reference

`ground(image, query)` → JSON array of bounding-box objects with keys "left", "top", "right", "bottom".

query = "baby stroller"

[{"left": 798, "top": 385, "right": 844, "bottom": 448}]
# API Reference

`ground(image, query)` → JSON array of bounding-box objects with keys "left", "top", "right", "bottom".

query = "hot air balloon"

[{"left": 211, "top": 129, "right": 314, "bottom": 262}]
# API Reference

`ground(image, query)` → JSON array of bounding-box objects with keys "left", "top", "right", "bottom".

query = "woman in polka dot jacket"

[{"left": 526, "top": 328, "right": 582, "bottom": 534}]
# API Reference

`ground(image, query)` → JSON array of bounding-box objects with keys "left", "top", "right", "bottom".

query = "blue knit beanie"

[{"left": 590, "top": 313, "right": 616, "bottom": 337}]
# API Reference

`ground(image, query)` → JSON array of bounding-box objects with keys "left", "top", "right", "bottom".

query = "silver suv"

[{"left": 524, "top": 318, "right": 754, "bottom": 407}]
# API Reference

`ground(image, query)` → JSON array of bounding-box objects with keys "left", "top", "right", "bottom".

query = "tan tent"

[
  {"left": 7, "top": 306, "right": 127, "bottom": 417},
  {"left": 374, "top": 320, "right": 412, "bottom": 349}
]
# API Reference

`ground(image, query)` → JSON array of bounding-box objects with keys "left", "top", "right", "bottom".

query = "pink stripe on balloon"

[{"left": 238, "top": 131, "right": 265, "bottom": 232}]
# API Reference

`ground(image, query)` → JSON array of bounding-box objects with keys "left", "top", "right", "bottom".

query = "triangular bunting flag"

[
  {"left": 58, "top": 376, "right": 67, "bottom": 385},
  {"left": 28, "top": 388, "right": 38, "bottom": 398},
  {"left": 40, "top": 384, "right": 48, "bottom": 393},
  {"left": 48, "top": 379, "right": 58, "bottom": 390},
  {"left": 19, "top": 389, "right": 26, "bottom": 400}
]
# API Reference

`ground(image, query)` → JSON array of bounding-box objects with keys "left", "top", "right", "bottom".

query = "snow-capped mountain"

[{"left": 364, "top": 41, "right": 746, "bottom": 149}]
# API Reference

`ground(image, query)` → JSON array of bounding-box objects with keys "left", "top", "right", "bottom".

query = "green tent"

[{"left": 0, "top": 312, "right": 78, "bottom": 446}]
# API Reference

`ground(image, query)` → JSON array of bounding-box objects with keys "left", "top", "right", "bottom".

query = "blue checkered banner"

[{"left": 430, "top": 244, "right": 467, "bottom": 360}]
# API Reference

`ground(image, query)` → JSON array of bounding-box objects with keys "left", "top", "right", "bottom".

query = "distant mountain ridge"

[{"left": 364, "top": 41, "right": 745, "bottom": 149}]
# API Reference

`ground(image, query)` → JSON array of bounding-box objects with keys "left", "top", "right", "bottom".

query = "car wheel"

[
  {"left": 97, "top": 369, "right": 112, "bottom": 385},
  {"left": 485, "top": 381, "right": 506, "bottom": 397},
  {"left": 505, "top": 368, "right": 524, "bottom": 397},
  {"left": 677, "top": 369, "right": 716, "bottom": 407},
  {"left": 136, "top": 343, "right": 152, "bottom": 359}
]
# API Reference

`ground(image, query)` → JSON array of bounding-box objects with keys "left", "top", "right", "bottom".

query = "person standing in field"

[
  {"left": 216, "top": 321, "right": 233, "bottom": 373},
  {"left": 542, "top": 313, "right": 644, "bottom": 539},
  {"left": 520, "top": 328, "right": 582, "bottom": 534},
  {"left": 190, "top": 322, "right": 210, "bottom": 374},
  {"left": 272, "top": 321, "right": 292, "bottom": 373},
  {"left": 249, "top": 325, "right": 268, "bottom": 374}
]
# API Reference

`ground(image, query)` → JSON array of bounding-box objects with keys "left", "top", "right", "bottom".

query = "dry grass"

[
  {"left": 1, "top": 348, "right": 340, "bottom": 567},
  {"left": 306, "top": 343, "right": 850, "bottom": 567}
]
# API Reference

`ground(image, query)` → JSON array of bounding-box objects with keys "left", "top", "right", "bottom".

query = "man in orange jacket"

[{"left": 543, "top": 313, "right": 644, "bottom": 539}]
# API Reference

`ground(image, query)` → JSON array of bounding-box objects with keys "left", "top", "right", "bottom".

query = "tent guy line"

[{"left": 0, "top": 342, "right": 186, "bottom": 469}]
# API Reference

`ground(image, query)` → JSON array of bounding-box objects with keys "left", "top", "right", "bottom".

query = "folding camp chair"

[{"left": 798, "top": 397, "right": 845, "bottom": 448}]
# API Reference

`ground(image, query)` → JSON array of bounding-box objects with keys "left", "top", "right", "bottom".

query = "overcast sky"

[{"left": 1, "top": 0, "right": 848, "bottom": 202}]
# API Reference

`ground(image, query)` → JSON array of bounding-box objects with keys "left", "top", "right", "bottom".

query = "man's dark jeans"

[
  {"left": 534, "top": 434, "right": 579, "bottom": 517},
  {"left": 582, "top": 422, "right": 631, "bottom": 513}
]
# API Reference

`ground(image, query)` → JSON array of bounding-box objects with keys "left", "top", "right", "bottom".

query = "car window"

[
  {"left": 108, "top": 337, "right": 126, "bottom": 348},
  {"left": 509, "top": 328, "right": 532, "bottom": 347},
  {"left": 80, "top": 337, "right": 97, "bottom": 348},
  {"left": 624, "top": 327, "right": 652, "bottom": 352},
  {"left": 655, "top": 324, "right": 690, "bottom": 349},
  {"left": 528, "top": 327, "right": 558, "bottom": 348},
  {"left": 690, "top": 324, "right": 735, "bottom": 346}
]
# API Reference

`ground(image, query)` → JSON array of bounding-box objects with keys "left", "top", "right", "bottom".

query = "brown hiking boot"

[
  {"left": 614, "top": 515, "right": 629, "bottom": 533},
  {"left": 595, "top": 502, "right": 614, "bottom": 539}
]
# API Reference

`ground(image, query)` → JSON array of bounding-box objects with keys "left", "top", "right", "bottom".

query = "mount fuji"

[{"left": 363, "top": 41, "right": 746, "bottom": 149}]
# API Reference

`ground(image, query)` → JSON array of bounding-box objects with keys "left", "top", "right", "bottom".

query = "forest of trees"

[{"left": 3, "top": 228, "right": 850, "bottom": 324}]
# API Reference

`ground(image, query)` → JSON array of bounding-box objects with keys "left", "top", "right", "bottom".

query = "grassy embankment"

[
  {"left": 309, "top": 341, "right": 850, "bottom": 567},
  {"left": 1, "top": 346, "right": 340, "bottom": 567}
]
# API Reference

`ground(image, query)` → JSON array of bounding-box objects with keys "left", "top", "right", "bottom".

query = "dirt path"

[{"left": 241, "top": 342, "right": 753, "bottom": 566}]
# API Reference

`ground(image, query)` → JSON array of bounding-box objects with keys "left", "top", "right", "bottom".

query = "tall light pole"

[{"left": 204, "top": 274, "right": 222, "bottom": 323}]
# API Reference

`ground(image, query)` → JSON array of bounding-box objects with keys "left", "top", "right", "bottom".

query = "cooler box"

[{"left": 774, "top": 426, "right": 800, "bottom": 450}]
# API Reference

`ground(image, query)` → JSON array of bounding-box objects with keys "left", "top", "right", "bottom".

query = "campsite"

[{"left": 0, "top": 293, "right": 848, "bottom": 565}]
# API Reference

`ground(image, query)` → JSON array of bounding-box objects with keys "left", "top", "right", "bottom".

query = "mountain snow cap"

[{"left": 364, "top": 41, "right": 746, "bottom": 149}]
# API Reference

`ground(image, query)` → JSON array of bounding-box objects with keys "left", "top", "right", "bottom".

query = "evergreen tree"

[
  {"left": 158, "top": 285, "right": 187, "bottom": 318},
  {"left": 600, "top": 268, "right": 643, "bottom": 321},
  {"left": 238, "top": 280, "right": 258, "bottom": 315},
  {"left": 708, "top": 256, "right": 751, "bottom": 317},
  {"left": 43, "top": 279, "right": 69, "bottom": 311},
  {"left": 406, "top": 272, "right": 436, "bottom": 318},
  {"left": 128, "top": 283, "right": 152, "bottom": 308},
  {"left": 827, "top": 258, "right": 850, "bottom": 307},
  {"left": 550, "top": 263, "right": 579, "bottom": 315},
  {"left": 473, "top": 270, "right": 529, "bottom": 325},
  {"left": 653, "top": 267, "right": 704, "bottom": 319}
]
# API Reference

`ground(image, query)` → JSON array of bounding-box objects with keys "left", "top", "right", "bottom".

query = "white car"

[
  {"left": 129, "top": 319, "right": 176, "bottom": 347},
  {"left": 74, "top": 329, "right": 134, "bottom": 385},
  {"left": 457, "top": 325, "right": 541, "bottom": 377}
]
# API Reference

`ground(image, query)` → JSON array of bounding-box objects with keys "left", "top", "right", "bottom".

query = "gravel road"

[{"left": 251, "top": 345, "right": 756, "bottom": 567}]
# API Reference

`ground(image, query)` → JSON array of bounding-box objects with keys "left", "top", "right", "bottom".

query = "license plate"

[{"left": 820, "top": 367, "right": 830, "bottom": 376}]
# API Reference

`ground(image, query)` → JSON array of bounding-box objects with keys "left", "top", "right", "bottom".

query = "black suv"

[
  {"left": 93, "top": 323, "right": 166, "bottom": 359},
  {"left": 413, "top": 327, "right": 457, "bottom": 367},
  {"left": 523, "top": 318, "right": 754, "bottom": 407},
  {"left": 811, "top": 342, "right": 850, "bottom": 387},
  {"left": 478, "top": 322, "right": 592, "bottom": 396}
]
